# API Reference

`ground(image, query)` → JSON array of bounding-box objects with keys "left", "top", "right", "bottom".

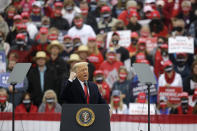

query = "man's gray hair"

[{"left": 72, "top": 62, "right": 88, "bottom": 72}]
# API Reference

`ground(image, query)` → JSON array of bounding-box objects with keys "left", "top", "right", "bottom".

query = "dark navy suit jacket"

[{"left": 60, "top": 79, "right": 106, "bottom": 104}]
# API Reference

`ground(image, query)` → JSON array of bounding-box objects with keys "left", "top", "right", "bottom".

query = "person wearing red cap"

[
  {"left": 30, "top": 27, "right": 49, "bottom": 62},
  {"left": 149, "top": 10, "right": 168, "bottom": 37},
  {"left": 0, "top": 88, "right": 12, "bottom": 112},
  {"left": 156, "top": 96, "right": 170, "bottom": 115},
  {"left": 19, "top": 0, "right": 35, "bottom": 13},
  {"left": 61, "top": 0, "right": 81, "bottom": 26},
  {"left": 154, "top": 42, "right": 170, "bottom": 79},
  {"left": 67, "top": 13, "right": 96, "bottom": 45},
  {"left": 21, "top": 11, "right": 38, "bottom": 40},
  {"left": 127, "top": 10, "right": 141, "bottom": 32},
  {"left": 98, "top": 5, "right": 118, "bottom": 33},
  {"left": 72, "top": 36, "right": 82, "bottom": 50},
  {"left": 8, "top": 33, "right": 32, "bottom": 62},
  {"left": 30, "top": 1, "right": 43, "bottom": 24},
  {"left": 173, "top": 53, "right": 191, "bottom": 82},
  {"left": 79, "top": 1, "right": 99, "bottom": 34},
  {"left": 4, "top": 6, "right": 17, "bottom": 27},
  {"left": 50, "top": 3, "right": 70, "bottom": 31},
  {"left": 175, "top": 92, "right": 193, "bottom": 114},
  {"left": 110, "top": 90, "right": 128, "bottom": 114},
  {"left": 60, "top": 35, "right": 74, "bottom": 62},
  {"left": 127, "top": 32, "right": 139, "bottom": 58},
  {"left": 99, "top": 47, "right": 123, "bottom": 86},
  {"left": 131, "top": 39, "right": 153, "bottom": 65},
  {"left": 110, "top": 32, "right": 130, "bottom": 64},
  {"left": 158, "top": 60, "right": 183, "bottom": 88},
  {"left": 118, "top": 0, "right": 139, "bottom": 26},
  {"left": 87, "top": 37, "right": 104, "bottom": 70},
  {"left": 112, "top": 66, "right": 131, "bottom": 106},
  {"left": 93, "top": 70, "right": 110, "bottom": 103}
]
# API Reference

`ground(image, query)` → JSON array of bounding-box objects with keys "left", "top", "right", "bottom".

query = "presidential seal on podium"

[{"left": 76, "top": 107, "right": 95, "bottom": 127}]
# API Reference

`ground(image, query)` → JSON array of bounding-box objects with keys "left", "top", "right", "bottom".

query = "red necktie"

[{"left": 84, "top": 83, "right": 89, "bottom": 104}]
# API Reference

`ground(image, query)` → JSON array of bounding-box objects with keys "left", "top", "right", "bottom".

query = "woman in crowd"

[
  {"left": 112, "top": 66, "right": 131, "bottom": 106},
  {"left": 110, "top": 90, "right": 128, "bottom": 114},
  {"left": 0, "top": 88, "right": 12, "bottom": 112},
  {"left": 87, "top": 37, "right": 104, "bottom": 70},
  {"left": 15, "top": 93, "right": 38, "bottom": 113},
  {"left": 38, "top": 89, "right": 61, "bottom": 113}
]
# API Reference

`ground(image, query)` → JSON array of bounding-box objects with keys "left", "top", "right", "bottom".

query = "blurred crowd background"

[{"left": 0, "top": 0, "right": 197, "bottom": 115}]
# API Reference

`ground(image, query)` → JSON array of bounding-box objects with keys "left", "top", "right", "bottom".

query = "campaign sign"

[
  {"left": 106, "top": 30, "right": 131, "bottom": 48},
  {"left": 131, "top": 81, "right": 157, "bottom": 97},
  {"left": 0, "top": 51, "right": 6, "bottom": 73},
  {"left": 138, "top": 37, "right": 157, "bottom": 54},
  {"left": 128, "top": 103, "right": 156, "bottom": 115},
  {"left": 105, "top": 69, "right": 119, "bottom": 89},
  {"left": 158, "top": 86, "right": 183, "bottom": 103},
  {"left": 0, "top": 73, "right": 24, "bottom": 88},
  {"left": 168, "top": 36, "right": 194, "bottom": 54}
]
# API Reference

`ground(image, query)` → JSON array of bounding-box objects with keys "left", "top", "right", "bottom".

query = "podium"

[{"left": 60, "top": 104, "right": 110, "bottom": 131}]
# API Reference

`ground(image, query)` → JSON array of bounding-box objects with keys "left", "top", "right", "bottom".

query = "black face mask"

[
  {"left": 132, "top": 38, "right": 138, "bottom": 45},
  {"left": 176, "top": 58, "right": 186, "bottom": 67},
  {"left": 157, "top": 42, "right": 163, "bottom": 47},
  {"left": 161, "top": 50, "right": 168, "bottom": 56},
  {"left": 112, "top": 40, "right": 119, "bottom": 45},
  {"left": 95, "top": 76, "right": 104, "bottom": 84},
  {"left": 173, "top": 26, "right": 183, "bottom": 32}
]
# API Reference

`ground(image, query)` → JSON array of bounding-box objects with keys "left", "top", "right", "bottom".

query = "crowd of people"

[{"left": 0, "top": 0, "right": 197, "bottom": 115}]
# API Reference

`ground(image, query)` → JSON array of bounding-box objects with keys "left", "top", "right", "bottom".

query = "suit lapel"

[{"left": 74, "top": 79, "right": 86, "bottom": 102}]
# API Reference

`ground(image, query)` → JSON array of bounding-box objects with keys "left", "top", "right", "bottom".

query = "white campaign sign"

[
  {"left": 106, "top": 30, "right": 131, "bottom": 48},
  {"left": 128, "top": 103, "right": 156, "bottom": 115},
  {"left": 168, "top": 36, "right": 194, "bottom": 53},
  {"left": 105, "top": 69, "right": 119, "bottom": 88}
]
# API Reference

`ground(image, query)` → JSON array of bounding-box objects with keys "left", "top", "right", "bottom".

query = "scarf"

[{"left": 164, "top": 71, "right": 175, "bottom": 84}]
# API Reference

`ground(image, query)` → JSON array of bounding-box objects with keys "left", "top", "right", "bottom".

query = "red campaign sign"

[
  {"left": 158, "top": 86, "right": 183, "bottom": 103},
  {"left": 139, "top": 37, "right": 157, "bottom": 53}
]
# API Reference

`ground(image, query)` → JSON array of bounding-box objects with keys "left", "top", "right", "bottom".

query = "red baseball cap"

[
  {"left": 64, "top": 35, "right": 72, "bottom": 40},
  {"left": 88, "top": 37, "right": 96, "bottom": 41},
  {"left": 150, "top": 10, "right": 160, "bottom": 19},
  {"left": 40, "top": 27, "right": 48, "bottom": 34},
  {"left": 16, "top": 33, "right": 26, "bottom": 40},
  {"left": 101, "top": 6, "right": 111, "bottom": 13},
  {"left": 131, "top": 32, "right": 139, "bottom": 38},
  {"left": 137, "top": 92, "right": 146, "bottom": 103},
  {"left": 129, "top": 10, "right": 139, "bottom": 18},
  {"left": 136, "top": 59, "right": 150, "bottom": 64},
  {"left": 163, "top": 60, "right": 173, "bottom": 68},
  {"left": 94, "top": 70, "right": 104, "bottom": 76}
]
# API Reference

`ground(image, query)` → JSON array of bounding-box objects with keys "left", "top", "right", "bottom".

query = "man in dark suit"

[{"left": 60, "top": 62, "right": 106, "bottom": 104}]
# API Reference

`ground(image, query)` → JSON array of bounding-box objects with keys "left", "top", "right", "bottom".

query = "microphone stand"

[{"left": 11, "top": 82, "right": 17, "bottom": 131}]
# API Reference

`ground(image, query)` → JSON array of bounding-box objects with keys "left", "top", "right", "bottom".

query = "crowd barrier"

[{"left": 0, "top": 113, "right": 197, "bottom": 131}]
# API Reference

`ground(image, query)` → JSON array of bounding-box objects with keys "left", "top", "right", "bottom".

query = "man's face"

[
  {"left": 51, "top": 46, "right": 60, "bottom": 55},
  {"left": 36, "top": 58, "right": 46, "bottom": 67},
  {"left": 76, "top": 65, "right": 89, "bottom": 82}
]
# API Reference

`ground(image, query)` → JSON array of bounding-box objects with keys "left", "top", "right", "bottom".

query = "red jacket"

[
  {"left": 15, "top": 104, "right": 38, "bottom": 113},
  {"left": 99, "top": 60, "right": 123, "bottom": 78},
  {"left": 154, "top": 50, "right": 164, "bottom": 78},
  {"left": 88, "top": 52, "right": 104, "bottom": 70},
  {"left": 96, "top": 82, "right": 110, "bottom": 104}
]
